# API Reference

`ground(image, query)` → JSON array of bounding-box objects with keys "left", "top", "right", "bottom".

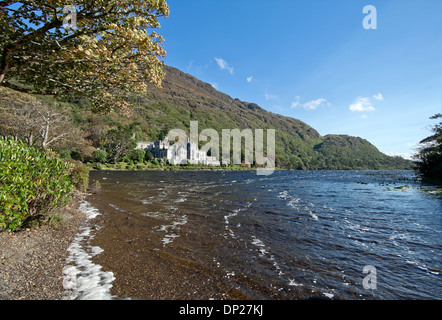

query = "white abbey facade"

[{"left": 136, "top": 137, "right": 221, "bottom": 166}]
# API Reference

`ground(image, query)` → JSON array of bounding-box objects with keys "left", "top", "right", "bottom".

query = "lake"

[{"left": 62, "top": 170, "right": 441, "bottom": 300}]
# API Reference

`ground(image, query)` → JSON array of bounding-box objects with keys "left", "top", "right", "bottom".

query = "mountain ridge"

[
  {"left": 0, "top": 64, "right": 412, "bottom": 170},
  {"left": 131, "top": 65, "right": 411, "bottom": 170}
]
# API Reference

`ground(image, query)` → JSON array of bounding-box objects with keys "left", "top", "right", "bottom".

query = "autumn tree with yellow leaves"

[{"left": 0, "top": 0, "right": 169, "bottom": 114}]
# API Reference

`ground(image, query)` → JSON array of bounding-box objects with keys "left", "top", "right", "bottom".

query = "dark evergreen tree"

[{"left": 414, "top": 114, "right": 442, "bottom": 184}]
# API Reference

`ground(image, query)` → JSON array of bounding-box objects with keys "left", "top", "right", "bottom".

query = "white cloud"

[
  {"left": 291, "top": 96, "right": 300, "bottom": 108},
  {"left": 247, "top": 76, "right": 253, "bottom": 83},
  {"left": 387, "top": 152, "right": 413, "bottom": 160},
  {"left": 265, "top": 93, "right": 279, "bottom": 100},
  {"left": 350, "top": 93, "right": 383, "bottom": 113},
  {"left": 291, "top": 96, "right": 330, "bottom": 110},
  {"left": 373, "top": 92, "right": 384, "bottom": 101},
  {"left": 303, "top": 98, "right": 329, "bottom": 110},
  {"left": 349, "top": 97, "right": 376, "bottom": 112},
  {"left": 187, "top": 60, "right": 194, "bottom": 71},
  {"left": 214, "top": 57, "right": 234, "bottom": 75},
  {"left": 211, "top": 82, "right": 219, "bottom": 90}
]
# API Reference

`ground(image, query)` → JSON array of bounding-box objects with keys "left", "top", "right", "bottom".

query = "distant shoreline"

[
  {"left": 87, "top": 163, "right": 283, "bottom": 173},
  {"left": 88, "top": 167, "right": 414, "bottom": 172}
]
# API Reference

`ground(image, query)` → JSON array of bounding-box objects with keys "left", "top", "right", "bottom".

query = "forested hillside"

[{"left": 0, "top": 65, "right": 413, "bottom": 170}]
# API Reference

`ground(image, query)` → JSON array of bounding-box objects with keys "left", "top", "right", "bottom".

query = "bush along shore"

[
  {"left": 0, "top": 138, "right": 89, "bottom": 232},
  {"left": 0, "top": 137, "right": 90, "bottom": 299}
]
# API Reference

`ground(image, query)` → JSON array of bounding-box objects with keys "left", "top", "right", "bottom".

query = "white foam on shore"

[
  {"left": 62, "top": 201, "right": 115, "bottom": 300},
  {"left": 78, "top": 200, "right": 101, "bottom": 219}
]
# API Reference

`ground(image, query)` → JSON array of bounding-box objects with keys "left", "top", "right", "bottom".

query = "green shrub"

[
  {"left": 129, "top": 149, "right": 145, "bottom": 164},
  {"left": 65, "top": 159, "right": 90, "bottom": 192},
  {"left": 145, "top": 150, "right": 154, "bottom": 162},
  {"left": 0, "top": 138, "right": 76, "bottom": 231},
  {"left": 94, "top": 163, "right": 103, "bottom": 170},
  {"left": 93, "top": 149, "right": 108, "bottom": 164}
]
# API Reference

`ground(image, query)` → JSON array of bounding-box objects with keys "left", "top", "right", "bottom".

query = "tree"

[
  {"left": 414, "top": 113, "right": 442, "bottom": 184},
  {"left": 87, "top": 125, "right": 106, "bottom": 148},
  {"left": 145, "top": 150, "right": 154, "bottom": 162},
  {"left": 0, "top": 87, "right": 37, "bottom": 144},
  {"left": 34, "top": 102, "right": 75, "bottom": 149},
  {"left": 129, "top": 148, "right": 145, "bottom": 163},
  {"left": 158, "top": 130, "right": 166, "bottom": 141},
  {"left": 0, "top": 1, "right": 169, "bottom": 114},
  {"left": 106, "top": 125, "right": 137, "bottom": 165},
  {"left": 0, "top": 86, "right": 86, "bottom": 151},
  {"left": 93, "top": 149, "right": 108, "bottom": 164}
]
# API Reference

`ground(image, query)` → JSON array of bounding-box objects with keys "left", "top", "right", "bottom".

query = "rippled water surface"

[{"left": 81, "top": 170, "right": 441, "bottom": 300}]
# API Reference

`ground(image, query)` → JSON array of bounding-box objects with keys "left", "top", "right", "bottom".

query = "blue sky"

[{"left": 158, "top": 0, "right": 442, "bottom": 159}]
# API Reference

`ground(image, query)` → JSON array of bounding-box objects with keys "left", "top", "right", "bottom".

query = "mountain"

[
  {"left": 121, "top": 65, "right": 412, "bottom": 170},
  {"left": 1, "top": 65, "right": 412, "bottom": 170}
]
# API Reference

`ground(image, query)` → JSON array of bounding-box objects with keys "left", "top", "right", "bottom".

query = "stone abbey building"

[{"left": 136, "top": 137, "right": 221, "bottom": 166}]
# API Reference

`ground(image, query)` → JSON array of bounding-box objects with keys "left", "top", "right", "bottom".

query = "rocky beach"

[{"left": 0, "top": 193, "right": 86, "bottom": 300}]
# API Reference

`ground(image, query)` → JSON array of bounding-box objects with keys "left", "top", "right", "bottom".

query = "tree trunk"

[
  {"left": 41, "top": 120, "right": 50, "bottom": 149},
  {"left": 0, "top": 47, "right": 11, "bottom": 83},
  {"left": 27, "top": 132, "right": 34, "bottom": 146},
  {"left": 0, "top": 63, "right": 9, "bottom": 83}
]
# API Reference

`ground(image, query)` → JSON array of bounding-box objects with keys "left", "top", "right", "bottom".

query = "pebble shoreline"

[{"left": 0, "top": 193, "right": 87, "bottom": 300}]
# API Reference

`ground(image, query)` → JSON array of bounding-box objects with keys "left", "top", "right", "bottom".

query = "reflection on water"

[{"left": 74, "top": 170, "right": 441, "bottom": 300}]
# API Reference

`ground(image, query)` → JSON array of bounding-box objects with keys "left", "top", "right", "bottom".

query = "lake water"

[{"left": 63, "top": 170, "right": 441, "bottom": 300}]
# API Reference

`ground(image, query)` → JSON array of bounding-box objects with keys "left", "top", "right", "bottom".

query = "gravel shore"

[{"left": 0, "top": 193, "right": 87, "bottom": 300}]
